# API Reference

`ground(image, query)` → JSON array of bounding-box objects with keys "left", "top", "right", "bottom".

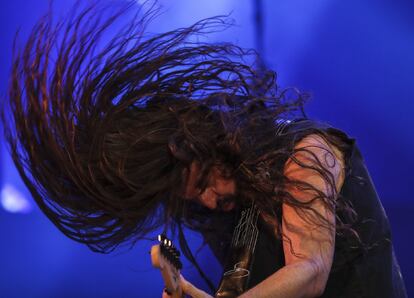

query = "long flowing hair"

[{"left": 2, "top": 2, "right": 357, "bottom": 286}]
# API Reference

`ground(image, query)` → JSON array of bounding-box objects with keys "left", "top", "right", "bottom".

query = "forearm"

[{"left": 239, "top": 260, "right": 323, "bottom": 298}]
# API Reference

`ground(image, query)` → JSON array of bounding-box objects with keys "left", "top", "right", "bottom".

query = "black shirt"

[{"left": 209, "top": 119, "right": 407, "bottom": 298}]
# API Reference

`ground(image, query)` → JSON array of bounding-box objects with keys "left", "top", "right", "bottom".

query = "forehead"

[{"left": 181, "top": 161, "right": 229, "bottom": 199}]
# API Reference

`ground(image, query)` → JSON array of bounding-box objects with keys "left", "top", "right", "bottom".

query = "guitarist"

[{"left": 4, "top": 3, "right": 407, "bottom": 298}]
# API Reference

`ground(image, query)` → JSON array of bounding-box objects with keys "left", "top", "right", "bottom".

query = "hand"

[{"left": 161, "top": 274, "right": 214, "bottom": 298}]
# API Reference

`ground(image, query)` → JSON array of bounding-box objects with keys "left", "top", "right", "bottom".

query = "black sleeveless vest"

[{"left": 208, "top": 119, "right": 407, "bottom": 298}]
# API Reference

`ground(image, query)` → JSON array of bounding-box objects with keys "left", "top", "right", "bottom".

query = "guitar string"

[
  {"left": 230, "top": 203, "right": 260, "bottom": 258},
  {"left": 223, "top": 204, "right": 260, "bottom": 278}
]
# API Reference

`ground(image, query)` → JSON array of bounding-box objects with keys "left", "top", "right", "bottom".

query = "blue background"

[{"left": 1, "top": 0, "right": 413, "bottom": 297}]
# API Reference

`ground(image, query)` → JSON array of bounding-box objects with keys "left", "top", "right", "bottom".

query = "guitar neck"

[{"left": 151, "top": 235, "right": 183, "bottom": 298}]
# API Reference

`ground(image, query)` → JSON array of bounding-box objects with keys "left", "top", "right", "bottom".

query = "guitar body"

[{"left": 151, "top": 235, "right": 183, "bottom": 298}]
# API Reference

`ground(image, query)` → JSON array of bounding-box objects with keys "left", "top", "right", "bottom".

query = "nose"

[{"left": 198, "top": 188, "right": 218, "bottom": 210}]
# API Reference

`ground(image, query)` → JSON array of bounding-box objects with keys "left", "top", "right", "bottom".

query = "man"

[{"left": 2, "top": 4, "right": 406, "bottom": 297}]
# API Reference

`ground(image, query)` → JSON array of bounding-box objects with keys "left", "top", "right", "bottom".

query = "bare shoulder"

[
  {"left": 296, "top": 134, "right": 345, "bottom": 163},
  {"left": 286, "top": 133, "right": 346, "bottom": 192}
]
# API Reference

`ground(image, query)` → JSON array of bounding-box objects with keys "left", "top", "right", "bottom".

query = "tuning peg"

[
  {"left": 171, "top": 249, "right": 178, "bottom": 258},
  {"left": 158, "top": 234, "right": 167, "bottom": 243}
]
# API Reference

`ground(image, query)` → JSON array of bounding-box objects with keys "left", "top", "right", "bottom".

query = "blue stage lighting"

[{"left": 1, "top": 183, "right": 32, "bottom": 214}]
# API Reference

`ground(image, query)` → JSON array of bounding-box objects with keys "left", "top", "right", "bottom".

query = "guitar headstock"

[{"left": 151, "top": 234, "right": 183, "bottom": 298}]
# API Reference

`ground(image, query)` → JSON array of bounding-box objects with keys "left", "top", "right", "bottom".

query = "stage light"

[{"left": 1, "top": 183, "right": 32, "bottom": 214}]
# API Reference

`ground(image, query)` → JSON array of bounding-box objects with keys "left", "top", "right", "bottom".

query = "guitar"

[{"left": 151, "top": 234, "right": 183, "bottom": 298}]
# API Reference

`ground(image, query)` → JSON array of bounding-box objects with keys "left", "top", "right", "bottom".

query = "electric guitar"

[{"left": 151, "top": 234, "right": 183, "bottom": 298}]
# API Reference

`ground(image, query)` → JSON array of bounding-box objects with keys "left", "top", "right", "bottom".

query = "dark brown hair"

[{"left": 2, "top": 2, "right": 357, "bottom": 268}]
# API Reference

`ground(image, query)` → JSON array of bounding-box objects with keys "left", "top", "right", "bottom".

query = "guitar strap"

[{"left": 215, "top": 204, "right": 260, "bottom": 298}]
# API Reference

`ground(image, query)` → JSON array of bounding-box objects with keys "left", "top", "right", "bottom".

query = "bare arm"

[
  {"left": 164, "top": 134, "right": 345, "bottom": 298},
  {"left": 239, "top": 134, "right": 345, "bottom": 298}
]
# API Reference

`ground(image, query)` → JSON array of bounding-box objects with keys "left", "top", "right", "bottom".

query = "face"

[{"left": 182, "top": 162, "right": 237, "bottom": 211}]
